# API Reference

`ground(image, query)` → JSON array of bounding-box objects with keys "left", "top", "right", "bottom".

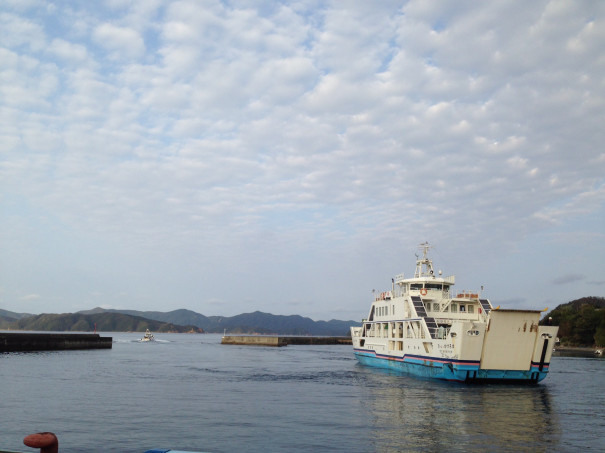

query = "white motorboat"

[{"left": 140, "top": 329, "right": 155, "bottom": 342}]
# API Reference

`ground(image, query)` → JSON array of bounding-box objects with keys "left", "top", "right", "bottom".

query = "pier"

[
  {"left": 221, "top": 335, "right": 351, "bottom": 347},
  {"left": 0, "top": 332, "right": 112, "bottom": 352}
]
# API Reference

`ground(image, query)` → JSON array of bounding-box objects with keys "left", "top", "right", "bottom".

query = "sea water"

[{"left": 1, "top": 333, "right": 604, "bottom": 452}]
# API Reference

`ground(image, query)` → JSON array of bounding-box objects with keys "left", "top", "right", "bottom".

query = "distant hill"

[
  {"left": 542, "top": 297, "right": 605, "bottom": 347},
  {"left": 0, "top": 308, "right": 34, "bottom": 321},
  {"left": 214, "top": 311, "right": 356, "bottom": 336},
  {"left": 0, "top": 309, "right": 35, "bottom": 329},
  {"left": 83, "top": 308, "right": 357, "bottom": 336},
  {"left": 4, "top": 297, "right": 604, "bottom": 341},
  {"left": 0, "top": 306, "right": 358, "bottom": 335},
  {"left": 1, "top": 312, "right": 203, "bottom": 333},
  {"left": 80, "top": 308, "right": 213, "bottom": 330}
]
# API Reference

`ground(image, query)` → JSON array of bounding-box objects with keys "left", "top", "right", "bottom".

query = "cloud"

[
  {"left": 48, "top": 38, "right": 88, "bottom": 63},
  {"left": 0, "top": 0, "right": 604, "bottom": 318},
  {"left": 92, "top": 23, "right": 145, "bottom": 59},
  {"left": 552, "top": 274, "right": 584, "bottom": 285}
]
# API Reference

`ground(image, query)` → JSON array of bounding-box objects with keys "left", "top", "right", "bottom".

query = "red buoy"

[{"left": 23, "top": 432, "right": 58, "bottom": 453}]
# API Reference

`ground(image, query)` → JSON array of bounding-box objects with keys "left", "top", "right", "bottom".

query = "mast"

[{"left": 414, "top": 242, "right": 435, "bottom": 278}]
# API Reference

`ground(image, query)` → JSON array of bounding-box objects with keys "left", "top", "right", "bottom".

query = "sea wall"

[
  {"left": 221, "top": 335, "right": 287, "bottom": 346},
  {"left": 0, "top": 333, "right": 113, "bottom": 352},
  {"left": 221, "top": 335, "right": 351, "bottom": 347}
]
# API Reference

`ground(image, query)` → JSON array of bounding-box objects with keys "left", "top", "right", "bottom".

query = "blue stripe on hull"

[{"left": 354, "top": 349, "right": 550, "bottom": 383}]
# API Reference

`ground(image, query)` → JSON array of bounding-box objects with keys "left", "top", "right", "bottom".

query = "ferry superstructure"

[{"left": 351, "top": 243, "right": 559, "bottom": 383}]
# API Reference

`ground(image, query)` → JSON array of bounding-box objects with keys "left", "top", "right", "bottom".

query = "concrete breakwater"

[
  {"left": 0, "top": 332, "right": 112, "bottom": 352},
  {"left": 221, "top": 335, "right": 352, "bottom": 347}
]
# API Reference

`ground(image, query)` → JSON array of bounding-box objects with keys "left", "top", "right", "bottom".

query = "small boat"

[
  {"left": 140, "top": 329, "right": 155, "bottom": 342},
  {"left": 351, "top": 242, "right": 559, "bottom": 383}
]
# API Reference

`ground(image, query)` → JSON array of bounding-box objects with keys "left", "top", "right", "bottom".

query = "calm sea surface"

[{"left": 1, "top": 333, "right": 604, "bottom": 452}]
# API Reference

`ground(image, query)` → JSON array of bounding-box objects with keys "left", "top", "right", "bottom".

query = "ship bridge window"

[
  {"left": 467, "top": 305, "right": 474, "bottom": 314},
  {"left": 451, "top": 303, "right": 458, "bottom": 313},
  {"left": 426, "top": 284, "right": 442, "bottom": 290},
  {"left": 411, "top": 284, "right": 423, "bottom": 290},
  {"left": 460, "top": 305, "right": 466, "bottom": 312}
]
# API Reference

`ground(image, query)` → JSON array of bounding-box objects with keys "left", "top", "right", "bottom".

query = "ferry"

[{"left": 351, "top": 243, "right": 559, "bottom": 383}]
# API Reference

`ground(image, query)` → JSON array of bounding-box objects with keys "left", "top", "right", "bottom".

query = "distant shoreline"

[
  {"left": 554, "top": 345, "right": 603, "bottom": 357},
  {"left": 555, "top": 346, "right": 601, "bottom": 352}
]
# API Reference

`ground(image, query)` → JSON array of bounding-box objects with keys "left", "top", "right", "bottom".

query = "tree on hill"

[{"left": 542, "top": 297, "right": 605, "bottom": 347}]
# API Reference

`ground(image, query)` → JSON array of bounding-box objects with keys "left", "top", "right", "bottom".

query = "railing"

[
  {"left": 375, "top": 287, "right": 458, "bottom": 300},
  {"left": 363, "top": 321, "right": 452, "bottom": 341}
]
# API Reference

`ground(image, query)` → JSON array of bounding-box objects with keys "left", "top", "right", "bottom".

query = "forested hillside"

[
  {"left": 0, "top": 312, "right": 203, "bottom": 333},
  {"left": 541, "top": 297, "right": 605, "bottom": 347}
]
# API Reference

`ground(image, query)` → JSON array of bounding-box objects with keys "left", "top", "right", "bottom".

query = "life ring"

[{"left": 420, "top": 288, "right": 428, "bottom": 296}]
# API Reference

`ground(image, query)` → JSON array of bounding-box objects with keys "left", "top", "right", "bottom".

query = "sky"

[{"left": 1, "top": 0, "right": 604, "bottom": 321}]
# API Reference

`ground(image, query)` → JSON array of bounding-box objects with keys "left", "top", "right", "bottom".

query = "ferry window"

[
  {"left": 432, "top": 303, "right": 439, "bottom": 312},
  {"left": 460, "top": 305, "right": 466, "bottom": 312},
  {"left": 467, "top": 305, "right": 474, "bottom": 314},
  {"left": 451, "top": 304, "right": 457, "bottom": 313},
  {"left": 411, "top": 284, "right": 422, "bottom": 290}
]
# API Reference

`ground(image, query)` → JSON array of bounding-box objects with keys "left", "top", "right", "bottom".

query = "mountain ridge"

[
  {"left": 8, "top": 295, "right": 601, "bottom": 341},
  {"left": 0, "top": 311, "right": 203, "bottom": 333},
  {"left": 0, "top": 307, "right": 358, "bottom": 336}
]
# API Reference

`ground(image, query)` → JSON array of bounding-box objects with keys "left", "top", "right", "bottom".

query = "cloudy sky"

[{"left": 1, "top": 0, "right": 604, "bottom": 321}]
